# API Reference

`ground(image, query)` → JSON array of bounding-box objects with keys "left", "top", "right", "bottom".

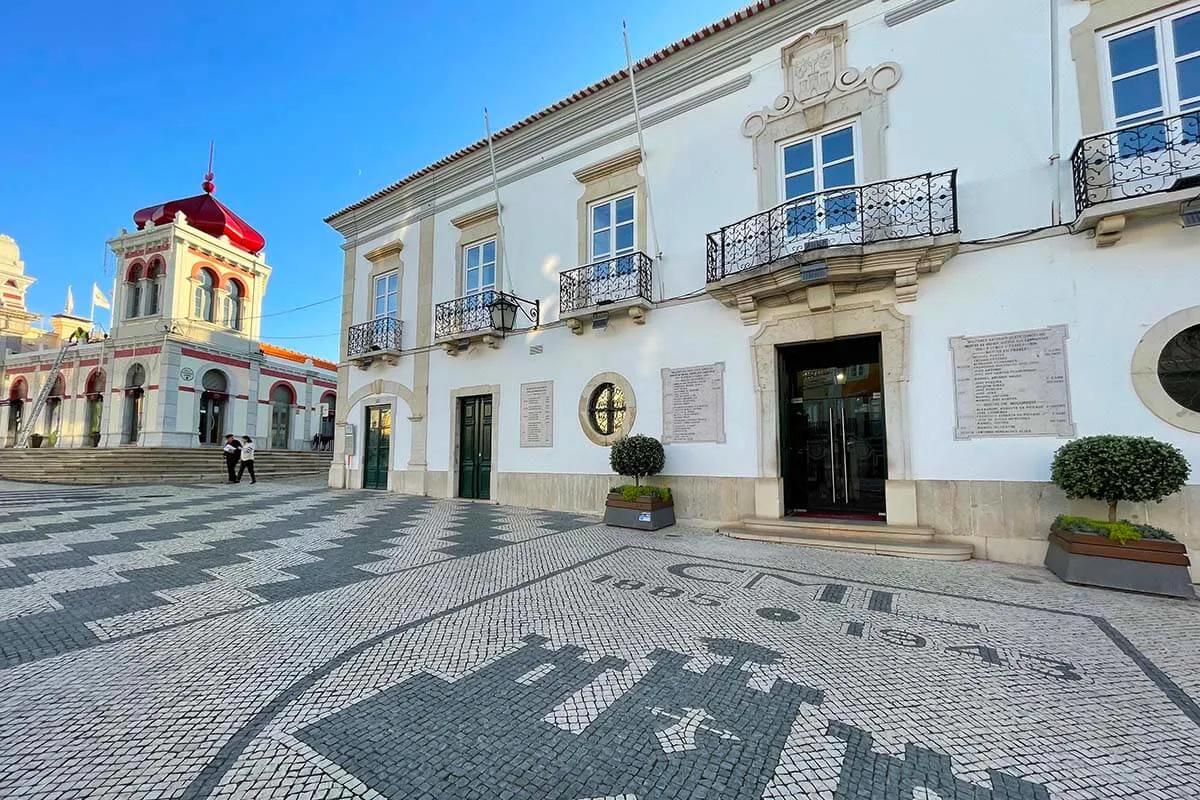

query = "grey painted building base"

[
  {"left": 603, "top": 503, "right": 676, "bottom": 531},
  {"left": 1045, "top": 540, "right": 1196, "bottom": 599}
]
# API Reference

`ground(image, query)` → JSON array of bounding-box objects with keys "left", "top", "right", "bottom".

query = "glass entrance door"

[
  {"left": 781, "top": 336, "right": 886, "bottom": 518},
  {"left": 198, "top": 394, "right": 225, "bottom": 445}
]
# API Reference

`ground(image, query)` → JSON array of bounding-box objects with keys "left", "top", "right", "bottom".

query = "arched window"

[
  {"left": 126, "top": 363, "right": 146, "bottom": 390},
  {"left": 224, "top": 279, "right": 244, "bottom": 331},
  {"left": 85, "top": 370, "right": 106, "bottom": 396},
  {"left": 194, "top": 269, "right": 216, "bottom": 322},
  {"left": 146, "top": 260, "right": 163, "bottom": 316},
  {"left": 126, "top": 264, "right": 144, "bottom": 319}
]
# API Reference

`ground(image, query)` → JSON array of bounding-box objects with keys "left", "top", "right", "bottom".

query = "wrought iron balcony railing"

[
  {"left": 434, "top": 290, "right": 497, "bottom": 339},
  {"left": 706, "top": 170, "right": 959, "bottom": 283},
  {"left": 559, "top": 251, "right": 653, "bottom": 314},
  {"left": 347, "top": 317, "right": 402, "bottom": 357},
  {"left": 1071, "top": 111, "right": 1200, "bottom": 214}
]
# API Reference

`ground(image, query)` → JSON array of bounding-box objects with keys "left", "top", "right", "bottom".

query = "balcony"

[
  {"left": 347, "top": 317, "right": 402, "bottom": 369},
  {"left": 704, "top": 171, "right": 959, "bottom": 324},
  {"left": 434, "top": 291, "right": 540, "bottom": 353},
  {"left": 559, "top": 251, "right": 654, "bottom": 334},
  {"left": 1071, "top": 112, "right": 1200, "bottom": 245}
]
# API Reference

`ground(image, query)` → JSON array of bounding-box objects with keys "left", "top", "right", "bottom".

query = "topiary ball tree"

[
  {"left": 610, "top": 434, "right": 665, "bottom": 487},
  {"left": 1050, "top": 435, "right": 1190, "bottom": 523}
]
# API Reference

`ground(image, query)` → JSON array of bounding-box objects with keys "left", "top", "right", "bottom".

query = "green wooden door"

[
  {"left": 457, "top": 395, "right": 492, "bottom": 500},
  {"left": 363, "top": 405, "right": 391, "bottom": 490}
]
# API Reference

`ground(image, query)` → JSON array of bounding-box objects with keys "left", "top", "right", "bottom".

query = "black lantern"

[
  {"left": 489, "top": 293, "right": 518, "bottom": 332},
  {"left": 485, "top": 291, "right": 539, "bottom": 337}
]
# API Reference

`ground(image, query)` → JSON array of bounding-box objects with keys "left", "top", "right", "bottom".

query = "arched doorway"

[
  {"left": 198, "top": 369, "right": 229, "bottom": 445},
  {"left": 42, "top": 375, "right": 66, "bottom": 446},
  {"left": 319, "top": 391, "right": 336, "bottom": 450},
  {"left": 5, "top": 378, "right": 27, "bottom": 447},
  {"left": 84, "top": 370, "right": 105, "bottom": 447},
  {"left": 123, "top": 364, "right": 146, "bottom": 445},
  {"left": 269, "top": 383, "right": 294, "bottom": 449}
]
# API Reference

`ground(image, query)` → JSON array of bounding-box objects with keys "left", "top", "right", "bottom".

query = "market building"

[
  {"left": 325, "top": 0, "right": 1200, "bottom": 575},
  {"left": 0, "top": 174, "right": 337, "bottom": 450}
]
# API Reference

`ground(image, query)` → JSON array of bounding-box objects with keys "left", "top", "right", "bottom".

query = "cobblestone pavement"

[{"left": 0, "top": 482, "right": 1198, "bottom": 799}]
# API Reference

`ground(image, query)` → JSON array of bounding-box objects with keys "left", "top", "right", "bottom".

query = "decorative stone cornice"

[
  {"left": 363, "top": 240, "right": 404, "bottom": 263},
  {"left": 450, "top": 203, "right": 499, "bottom": 230},
  {"left": 572, "top": 148, "right": 643, "bottom": 185},
  {"left": 706, "top": 236, "right": 959, "bottom": 325}
]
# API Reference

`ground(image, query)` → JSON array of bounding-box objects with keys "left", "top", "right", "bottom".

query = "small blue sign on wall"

[{"left": 638, "top": 512, "right": 651, "bottom": 523}]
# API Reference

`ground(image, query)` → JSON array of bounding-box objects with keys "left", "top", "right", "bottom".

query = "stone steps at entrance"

[
  {"left": 722, "top": 517, "right": 974, "bottom": 561},
  {"left": 0, "top": 448, "right": 333, "bottom": 485}
]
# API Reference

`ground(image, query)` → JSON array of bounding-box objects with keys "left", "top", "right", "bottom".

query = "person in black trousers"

[
  {"left": 222, "top": 434, "right": 242, "bottom": 483},
  {"left": 237, "top": 435, "right": 257, "bottom": 484}
]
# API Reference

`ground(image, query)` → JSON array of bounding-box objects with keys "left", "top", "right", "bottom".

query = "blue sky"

[{"left": 0, "top": 0, "right": 738, "bottom": 360}]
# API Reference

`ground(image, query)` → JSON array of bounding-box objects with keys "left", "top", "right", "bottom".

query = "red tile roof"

[
  {"left": 260, "top": 342, "right": 337, "bottom": 372},
  {"left": 324, "top": 0, "right": 785, "bottom": 224}
]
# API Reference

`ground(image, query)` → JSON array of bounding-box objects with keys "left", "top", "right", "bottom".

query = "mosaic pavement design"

[{"left": 0, "top": 481, "right": 1198, "bottom": 799}]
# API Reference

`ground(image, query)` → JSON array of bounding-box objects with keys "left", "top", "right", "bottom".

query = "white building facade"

[
  {"left": 1, "top": 179, "right": 337, "bottom": 450},
  {"left": 327, "top": 0, "right": 1200, "bottom": 576}
]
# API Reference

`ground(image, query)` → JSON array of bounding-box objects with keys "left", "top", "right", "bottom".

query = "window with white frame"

[
  {"left": 589, "top": 193, "right": 636, "bottom": 283},
  {"left": 780, "top": 124, "right": 859, "bottom": 236},
  {"left": 462, "top": 239, "right": 496, "bottom": 303},
  {"left": 372, "top": 272, "right": 398, "bottom": 320},
  {"left": 1102, "top": 7, "right": 1200, "bottom": 136}
]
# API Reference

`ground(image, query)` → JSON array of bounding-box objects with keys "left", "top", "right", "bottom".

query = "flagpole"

[
  {"left": 622, "top": 20, "right": 663, "bottom": 298},
  {"left": 482, "top": 108, "right": 513, "bottom": 295}
]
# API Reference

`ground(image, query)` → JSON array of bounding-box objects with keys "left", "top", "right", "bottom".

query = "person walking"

[
  {"left": 237, "top": 435, "right": 257, "bottom": 484},
  {"left": 222, "top": 434, "right": 242, "bottom": 483}
]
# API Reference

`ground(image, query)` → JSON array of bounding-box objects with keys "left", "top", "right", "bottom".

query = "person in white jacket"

[{"left": 237, "top": 435, "right": 257, "bottom": 484}]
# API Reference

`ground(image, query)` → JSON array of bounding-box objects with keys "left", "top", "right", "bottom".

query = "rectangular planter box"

[
  {"left": 603, "top": 493, "right": 676, "bottom": 531},
  {"left": 1045, "top": 528, "right": 1195, "bottom": 599}
]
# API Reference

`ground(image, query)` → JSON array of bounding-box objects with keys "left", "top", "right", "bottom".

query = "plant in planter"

[
  {"left": 1046, "top": 435, "right": 1193, "bottom": 598},
  {"left": 603, "top": 434, "right": 675, "bottom": 531},
  {"left": 46, "top": 431, "right": 58, "bottom": 448}
]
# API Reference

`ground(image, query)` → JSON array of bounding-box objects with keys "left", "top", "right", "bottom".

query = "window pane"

[
  {"left": 466, "top": 268, "right": 479, "bottom": 292},
  {"left": 1174, "top": 12, "right": 1200, "bottom": 58},
  {"left": 615, "top": 221, "right": 634, "bottom": 252},
  {"left": 1113, "top": 69, "right": 1163, "bottom": 118},
  {"left": 1109, "top": 27, "right": 1158, "bottom": 76},
  {"left": 615, "top": 195, "right": 634, "bottom": 223},
  {"left": 785, "top": 203, "right": 817, "bottom": 237},
  {"left": 821, "top": 128, "right": 855, "bottom": 163},
  {"left": 466, "top": 246, "right": 480, "bottom": 269},
  {"left": 785, "top": 172, "right": 815, "bottom": 200},
  {"left": 823, "top": 160, "right": 856, "bottom": 189},
  {"left": 481, "top": 264, "right": 495, "bottom": 288},
  {"left": 482, "top": 240, "right": 496, "bottom": 265},
  {"left": 1178, "top": 55, "right": 1200, "bottom": 103},
  {"left": 825, "top": 192, "right": 859, "bottom": 227},
  {"left": 387, "top": 274, "right": 398, "bottom": 292},
  {"left": 387, "top": 294, "right": 397, "bottom": 316},
  {"left": 374, "top": 296, "right": 385, "bottom": 318},
  {"left": 592, "top": 202, "right": 611, "bottom": 231},
  {"left": 593, "top": 230, "right": 610, "bottom": 258},
  {"left": 783, "top": 141, "right": 813, "bottom": 174}
]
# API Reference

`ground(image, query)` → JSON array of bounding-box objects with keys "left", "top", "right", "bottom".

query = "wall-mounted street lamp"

[{"left": 488, "top": 291, "right": 540, "bottom": 337}]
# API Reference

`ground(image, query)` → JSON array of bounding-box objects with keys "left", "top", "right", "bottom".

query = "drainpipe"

[{"left": 1049, "top": 0, "right": 1063, "bottom": 226}]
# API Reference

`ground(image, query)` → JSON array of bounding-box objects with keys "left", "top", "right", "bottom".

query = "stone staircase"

[
  {"left": 721, "top": 517, "right": 974, "bottom": 561},
  {"left": 0, "top": 447, "right": 334, "bottom": 485}
]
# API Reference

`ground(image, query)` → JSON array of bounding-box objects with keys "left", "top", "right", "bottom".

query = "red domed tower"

[{"left": 108, "top": 164, "right": 272, "bottom": 345}]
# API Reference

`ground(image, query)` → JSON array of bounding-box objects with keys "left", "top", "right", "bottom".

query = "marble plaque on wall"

[
  {"left": 950, "top": 325, "right": 1075, "bottom": 440},
  {"left": 662, "top": 362, "right": 726, "bottom": 444},
  {"left": 520, "top": 381, "right": 553, "bottom": 448}
]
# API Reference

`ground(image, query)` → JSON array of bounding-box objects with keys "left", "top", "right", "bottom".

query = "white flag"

[
  {"left": 92, "top": 283, "right": 111, "bottom": 310},
  {"left": 65, "top": 285, "right": 74, "bottom": 315}
]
